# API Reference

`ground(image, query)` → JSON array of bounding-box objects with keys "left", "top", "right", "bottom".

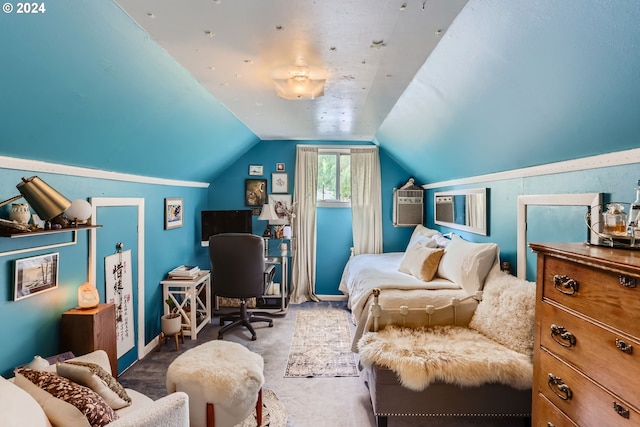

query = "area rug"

[
  {"left": 235, "top": 389, "right": 287, "bottom": 427},
  {"left": 284, "top": 310, "right": 359, "bottom": 377}
]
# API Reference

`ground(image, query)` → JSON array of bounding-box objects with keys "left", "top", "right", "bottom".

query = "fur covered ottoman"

[{"left": 166, "top": 341, "right": 264, "bottom": 427}]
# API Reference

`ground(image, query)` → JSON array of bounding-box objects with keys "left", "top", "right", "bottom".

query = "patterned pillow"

[
  {"left": 57, "top": 361, "right": 131, "bottom": 409},
  {"left": 14, "top": 368, "right": 117, "bottom": 427}
]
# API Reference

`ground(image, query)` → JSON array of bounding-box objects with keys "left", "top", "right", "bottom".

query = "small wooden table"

[{"left": 161, "top": 271, "right": 211, "bottom": 340}]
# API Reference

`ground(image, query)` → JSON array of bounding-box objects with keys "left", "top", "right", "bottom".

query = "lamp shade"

[
  {"left": 16, "top": 176, "right": 71, "bottom": 221},
  {"left": 65, "top": 199, "right": 92, "bottom": 222},
  {"left": 258, "top": 204, "right": 278, "bottom": 221}
]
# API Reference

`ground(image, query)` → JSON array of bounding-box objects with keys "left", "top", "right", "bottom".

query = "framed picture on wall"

[
  {"left": 276, "top": 163, "right": 285, "bottom": 171},
  {"left": 165, "top": 198, "right": 184, "bottom": 229},
  {"left": 14, "top": 252, "right": 59, "bottom": 301},
  {"left": 245, "top": 179, "right": 267, "bottom": 207},
  {"left": 249, "top": 165, "right": 264, "bottom": 176},
  {"left": 271, "top": 173, "right": 288, "bottom": 193},
  {"left": 268, "top": 194, "right": 292, "bottom": 225}
]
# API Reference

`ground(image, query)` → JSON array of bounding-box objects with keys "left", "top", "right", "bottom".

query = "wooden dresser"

[{"left": 530, "top": 242, "right": 640, "bottom": 427}]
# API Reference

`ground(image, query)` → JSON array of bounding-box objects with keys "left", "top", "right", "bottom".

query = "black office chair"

[{"left": 209, "top": 233, "right": 274, "bottom": 340}]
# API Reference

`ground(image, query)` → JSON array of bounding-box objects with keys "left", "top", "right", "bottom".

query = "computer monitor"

[{"left": 200, "top": 210, "right": 252, "bottom": 246}]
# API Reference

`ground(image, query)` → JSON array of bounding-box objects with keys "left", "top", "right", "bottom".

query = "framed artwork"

[
  {"left": 14, "top": 252, "right": 59, "bottom": 301},
  {"left": 245, "top": 179, "right": 267, "bottom": 207},
  {"left": 268, "top": 194, "right": 292, "bottom": 225},
  {"left": 271, "top": 172, "right": 288, "bottom": 193},
  {"left": 249, "top": 165, "right": 264, "bottom": 176},
  {"left": 276, "top": 163, "right": 285, "bottom": 171},
  {"left": 165, "top": 198, "right": 184, "bottom": 229}
]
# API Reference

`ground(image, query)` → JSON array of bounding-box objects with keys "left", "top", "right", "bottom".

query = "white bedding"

[
  {"left": 339, "top": 252, "right": 473, "bottom": 350},
  {"left": 339, "top": 252, "right": 460, "bottom": 309}
]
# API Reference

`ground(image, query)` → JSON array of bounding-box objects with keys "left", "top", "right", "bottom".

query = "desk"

[
  {"left": 212, "top": 249, "right": 290, "bottom": 315},
  {"left": 161, "top": 271, "right": 211, "bottom": 340}
]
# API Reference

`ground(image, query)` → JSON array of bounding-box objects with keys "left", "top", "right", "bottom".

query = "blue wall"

[
  {"left": 207, "top": 140, "right": 416, "bottom": 295},
  {"left": 0, "top": 169, "right": 209, "bottom": 377}
]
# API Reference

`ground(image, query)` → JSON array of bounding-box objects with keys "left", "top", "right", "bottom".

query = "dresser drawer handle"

[
  {"left": 615, "top": 338, "right": 633, "bottom": 354},
  {"left": 550, "top": 324, "right": 576, "bottom": 347},
  {"left": 547, "top": 424, "right": 556, "bottom": 427},
  {"left": 613, "top": 402, "right": 630, "bottom": 419},
  {"left": 553, "top": 275, "right": 579, "bottom": 295},
  {"left": 548, "top": 374, "right": 573, "bottom": 400},
  {"left": 619, "top": 275, "right": 637, "bottom": 288}
]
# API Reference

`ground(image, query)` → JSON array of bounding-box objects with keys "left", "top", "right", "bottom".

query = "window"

[{"left": 317, "top": 149, "right": 350, "bottom": 207}]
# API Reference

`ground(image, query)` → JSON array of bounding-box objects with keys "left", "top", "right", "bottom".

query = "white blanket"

[{"left": 339, "top": 252, "right": 472, "bottom": 350}]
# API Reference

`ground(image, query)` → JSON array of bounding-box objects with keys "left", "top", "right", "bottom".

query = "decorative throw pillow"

[
  {"left": 14, "top": 368, "right": 117, "bottom": 427},
  {"left": 0, "top": 375, "right": 51, "bottom": 427},
  {"left": 436, "top": 235, "right": 498, "bottom": 294},
  {"left": 57, "top": 361, "right": 131, "bottom": 409},
  {"left": 469, "top": 269, "right": 536, "bottom": 357},
  {"left": 399, "top": 246, "right": 445, "bottom": 282}
]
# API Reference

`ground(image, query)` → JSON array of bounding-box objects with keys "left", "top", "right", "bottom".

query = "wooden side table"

[{"left": 60, "top": 303, "right": 117, "bottom": 376}]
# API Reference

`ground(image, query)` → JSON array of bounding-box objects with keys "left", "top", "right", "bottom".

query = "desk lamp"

[
  {"left": 258, "top": 204, "right": 278, "bottom": 237},
  {"left": 0, "top": 176, "right": 71, "bottom": 227}
]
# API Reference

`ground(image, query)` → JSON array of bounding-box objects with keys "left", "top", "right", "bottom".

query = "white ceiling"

[{"left": 114, "top": 0, "right": 468, "bottom": 141}]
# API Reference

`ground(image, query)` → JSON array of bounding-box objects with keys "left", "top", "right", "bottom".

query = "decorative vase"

[
  {"left": 9, "top": 203, "right": 31, "bottom": 224},
  {"left": 161, "top": 313, "right": 182, "bottom": 336},
  {"left": 27, "top": 355, "right": 50, "bottom": 370}
]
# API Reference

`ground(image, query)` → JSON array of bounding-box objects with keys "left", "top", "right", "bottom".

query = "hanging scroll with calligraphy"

[{"left": 105, "top": 250, "right": 134, "bottom": 358}]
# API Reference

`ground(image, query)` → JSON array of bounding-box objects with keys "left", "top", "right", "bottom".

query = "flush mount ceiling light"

[{"left": 272, "top": 59, "right": 327, "bottom": 100}]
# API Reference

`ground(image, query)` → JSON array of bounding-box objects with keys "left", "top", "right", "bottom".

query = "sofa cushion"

[
  {"left": 399, "top": 246, "right": 444, "bottom": 282},
  {"left": 469, "top": 268, "right": 536, "bottom": 357},
  {"left": 57, "top": 361, "right": 131, "bottom": 409},
  {"left": 0, "top": 375, "right": 51, "bottom": 427},
  {"left": 436, "top": 235, "right": 498, "bottom": 294},
  {"left": 14, "top": 368, "right": 117, "bottom": 427}
]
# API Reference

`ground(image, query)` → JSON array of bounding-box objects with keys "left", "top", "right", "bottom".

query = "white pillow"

[
  {"left": 436, "top": 235, "right": 498, "bottom": 294},
  {"left": 405, "top": 233, "right": 437, "bottom": 252},
  {"left": 0, "top": 376, "right": 51, "bottom": 427},
  {"left": 406, "top": 225, "right": 440, "bottom": 251},
  {"left": 469, "top": 269, "right": 536, "bottom": 357}
]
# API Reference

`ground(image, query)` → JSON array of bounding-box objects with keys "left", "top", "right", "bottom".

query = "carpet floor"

[{"left": 118, "top": 301, "right": 528, "bottom": 427}]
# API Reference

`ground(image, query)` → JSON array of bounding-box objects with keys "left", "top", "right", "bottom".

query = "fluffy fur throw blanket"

[{"left": 358, "top": 325, "right": 532, "bottom": 391}]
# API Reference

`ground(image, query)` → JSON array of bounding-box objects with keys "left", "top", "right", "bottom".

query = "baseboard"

[{"left": 316, "top": 294, "right": 347, "bottom": 301}]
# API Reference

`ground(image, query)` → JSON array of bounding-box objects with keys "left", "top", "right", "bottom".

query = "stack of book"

[{"left": 168, "top": 265, "right": 201, "bottom": 280}]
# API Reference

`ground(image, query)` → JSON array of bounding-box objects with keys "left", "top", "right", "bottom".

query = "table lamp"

[
  {"left": 0, "top": 176, "right": 71, "bottom": 227},
  {"left": 258, "top": 204, "right": 278, "bottom": 237}
]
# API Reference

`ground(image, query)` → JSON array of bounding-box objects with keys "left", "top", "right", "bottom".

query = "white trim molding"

[
  {"left": 423, "top": 148, "right": 640, "bottom": 189},
  {"left": 0, "top": 155, "right": 209, "bottom": 188},
  {"left": 516, "top": 193, "right": 602, "bottom": 279},
  {"left": 89, "top": 198, "right": 146, "bottom": 365}
]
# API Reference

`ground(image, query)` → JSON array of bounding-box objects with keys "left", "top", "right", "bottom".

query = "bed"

[{"left": 339, "top": 225, "right": 500, "bottom": 349}]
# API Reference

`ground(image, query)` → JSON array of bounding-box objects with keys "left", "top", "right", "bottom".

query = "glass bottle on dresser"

[{"left": 628, "top": 179, "right": 640, "bottom": 245}]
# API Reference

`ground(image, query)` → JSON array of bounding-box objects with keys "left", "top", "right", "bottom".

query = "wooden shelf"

[{"left": 2, "top": 224, "right": 101, "bottom": 238}]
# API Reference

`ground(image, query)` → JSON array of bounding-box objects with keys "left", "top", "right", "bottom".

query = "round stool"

[{"left": 166, "top": 341, "right": 264, "bottom": 427}]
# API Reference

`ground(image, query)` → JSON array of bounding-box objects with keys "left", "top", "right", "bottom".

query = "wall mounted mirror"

[{"left": 434, "top": 188, "right": 487, "bottom": 235}]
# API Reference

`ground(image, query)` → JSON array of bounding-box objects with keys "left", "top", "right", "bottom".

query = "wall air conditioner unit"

[{"left": 393, "top": 188, "right": 424, "bottom": 226}]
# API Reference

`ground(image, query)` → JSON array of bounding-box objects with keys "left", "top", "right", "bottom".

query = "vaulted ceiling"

[{"left": 114, "top": 0, "right": 468, "bottom": 141}]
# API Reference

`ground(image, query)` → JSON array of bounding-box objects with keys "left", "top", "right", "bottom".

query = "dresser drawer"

[
  {"left": 541, "top": 256, "right": 640, "bottom": 338},
  {"left": 537, "top": 349, "right": 640, "bottom": 427},
  {"left": 539, "top": 302, "right": 640, "bottom": 407},
  {"left": 534, "top": 393, "right": 578, "bottom": 427}
]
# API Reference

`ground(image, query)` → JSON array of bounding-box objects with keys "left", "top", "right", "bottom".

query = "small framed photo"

[
  {"left": 165, "top": 198, "right": 184, "bottom": 229},
  {"left": 14, "top": 253, "right": 59, "bottom": 301},
  {"left": 268, "top": 194, "right": 292, "bottom": 225},
  {"left": 271, "top": 172, "right": 288, "bottom": 193},
  {"left": 276, "top": 163, "right": 285, "bottom": 171},
  {"left": 245, "top": 179, "right": 267, "bottom": 207},
  {"left": 249, "top": 165, "right": 264, "bottom": 176}
]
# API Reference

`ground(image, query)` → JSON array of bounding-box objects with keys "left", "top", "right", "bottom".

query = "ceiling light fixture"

[{"left": 272, "top": 58, "right": 327, "bottom": 100}]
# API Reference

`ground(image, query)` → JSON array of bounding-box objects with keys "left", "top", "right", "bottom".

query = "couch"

[
  {"left": 0, "top": 350, "right": 189, "bottom": 427},
  {"left": 357, "top": 267, "right": 536, "bottom": 427}
]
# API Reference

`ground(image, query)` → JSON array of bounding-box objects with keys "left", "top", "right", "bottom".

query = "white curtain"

[
  {"left": 290, "top": 146, "right": 319, "bottom": 303},
  {"left": 350, "top": 147, "right": 383, "bottom": 255}
]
